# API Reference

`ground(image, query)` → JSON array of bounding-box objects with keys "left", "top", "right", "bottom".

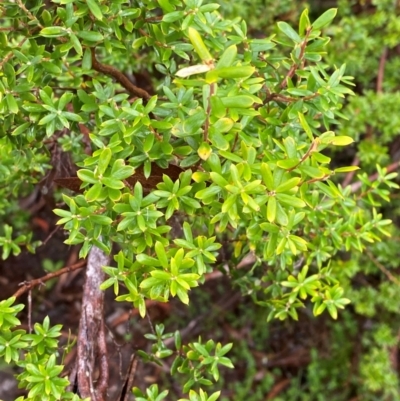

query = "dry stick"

[
  {"left": 376, "top": 47, "right": 388, "bottom": 94},
  {"left": 342, "top": 156, "right": 360, "bottom": 188},
  {"left": 117, "top": 355, "right": 138, "bottom": 401},
  {"left": 0, "top": 37, "right": 28, "bottom": 69},
  {"left": 267, "top": 378, "right": 291, "bottom": 400},
  {"left": 28, "top": 290, "right": 32, "bottom": 333},
  {"left": 76, "top": 245, "right": 110, "bottom": 401},
  {"left": 365, "top": 249, "right": 400, "bottom": 286},
  {"left": 344, "top": 48, "right": 388, "bottom": 187},
  {"left": 15, "top": 0, "right": 43, "bottom": 29},
  {"left": 13, "top": 260, "right": 86, "bottom": 298},
  {"left": 91, "top": 48, "right": 151, "bottom": 101}
]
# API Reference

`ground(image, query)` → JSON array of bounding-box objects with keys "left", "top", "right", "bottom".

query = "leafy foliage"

[{"left": 0, "top": 0, "right": 399, "bottom": 399}]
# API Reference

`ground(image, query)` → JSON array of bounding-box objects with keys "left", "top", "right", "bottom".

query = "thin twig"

[
  {"left": 203, "top": 83, "right": 215, "bottom": 142},
  {"left": 91, "top": 48, "right": 151, "bottom": 101},
  {"left": 349, "top": 160, "right": 400, "bottom": 193},
  {"left": 13, "top": 260, "right": 86, "bottom": 298},
  {"left": 0, "top": 37, "right": 28, "bottom": 69},
  {"left": 376, "top": 47, "right": 388, "bottom": 93},
  {"left": 118, "top": 355, "right": 138, "bottom": 401},
  {"left": 365, "top": 249, "right": 400, "bottom": 286},
  {"left": 15, "top": 0, "right": 43, "bottom": 29},
  {"left": 342, "top": 156, "right": 360, "bottom": 187},
  {"left": 28, "top": 290, "right": 32, "bottom": 333},
  {"left": 280, "top": 27, "right": 312, "bottom": 90}
]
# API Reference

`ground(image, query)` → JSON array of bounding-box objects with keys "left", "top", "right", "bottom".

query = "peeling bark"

[{"left": 75, "top": 245, "right": 110, "bottom": 400}]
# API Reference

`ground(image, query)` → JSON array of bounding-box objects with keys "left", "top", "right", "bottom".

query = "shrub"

[{"left": 0, "top": 0, "right": 398, "bottom": 400}]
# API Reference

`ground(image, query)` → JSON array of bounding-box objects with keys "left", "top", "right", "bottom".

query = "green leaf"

[
  {"left": 111, "top": 160, "right": 135, "bottom": 179},
  {"left": 312, "top": 8, "right": 337, "bottom": 30},
  {"left": 328, "top": 136, "right": 354, "bottom": 146},
  {"left": 40, "top": 26, "right": 68, "bottom": 37},
  {"left": 137, "top": 254, "right": 160, "bottom": 266},
  {"left": 163, "top": 11, "right": 185, "bottom": 23},
  {"left": 195, "top": 186, "right": 221, "bottom": 200},
  {"left": 198, "top": 142, "right": 212, "bottom": 161},
  {"left": 267, "top": 197, "right": 276, "bottom": 223},
  {"left": 210, "top": 131, "right": 229, "bottom": 150},
  {"left": 299, "top": 8, "right": 311, "bottom": 34},
  {"left": 86, "top": 0, "right": 103, "bottom": 20},
  {"left": 188, "top": 27, "right": 212, "bottom": 62},
  {"left": 6, "top": 94, "right": 18, "bottom": 114},
  {"left": 69, "top": 33, "right": 83, "bottom": 55},
  {"left": 277, "top": 21, "right": 302, "bottom": 43},
  {"left": 276, "top": 159, "right": 299, "bottom": 170},
  {"left": 276, "top": 177, "right": 301, "bottom": 193},
  {"left": 216, "top": 45, "right": 237, "bottom": 68},
  {"left": 210, "top": 66, "right": 255, "bottom": 80},
  {"left": 298, "top": 112, "right": 313, "bottom": 141},
  {"left": 210, "top": 172, "right": 228, "bottom": 187},
  {"left": 299, "top": 165, "right": 325, "bottom": 179},
  {"left": 77, "top": 169, "right": 97, "bottom": 184},
  {"left": 82, "top": 47, "right": 92, "bottom": 70},
  {"left": 155, "top": 241, "right": 169, "bottom": 269},
  {"left": 42, "top": 61, "right": 62, "bottom": 75},
  {"left": 101, "top": 176, "right": 124, "bottom": 189},
  {"left": 12, "top": 122, "right": 30, "bottom": 136},
  {"left": 98, "top": 148, "right": 112, "bottom": 174},
  {"left": 85, "top": 182, "right": 102, "bottom": 202},
  {"left": 276, "top": 193, "right": 306, "bottom": 208},
  {"left": 334, "top": 166, "right": 360, "bottom": 173},
  {"left": 77, "top": 30, "right": 104, "bottom": 42},
  {"left": 220, "top": 95, "right": 255, "bottom": 108},
  {"left": 143, "top": 133, "right": 155, "bottom": 153},
  {"left": 183, "top": 111, "right": 206, "bottom": 134}
]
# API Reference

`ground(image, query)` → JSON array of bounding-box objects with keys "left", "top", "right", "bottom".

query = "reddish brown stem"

[
  {"left": 91, "top": 48, "right": 151, "bottom": 101},
  {"left": 13, "top": 260, "right": 86, "bottom": 298}
]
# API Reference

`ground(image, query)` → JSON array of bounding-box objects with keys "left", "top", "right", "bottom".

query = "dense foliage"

[{"left": 0, "top": 0, "right": 399, "bottom": 400}]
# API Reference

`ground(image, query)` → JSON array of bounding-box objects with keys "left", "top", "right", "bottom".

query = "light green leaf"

[
  {"left": 6, "top": 94, "right": 18, "bottom": 114},
  {"left": 312, "top": 8, "right": 337, "bottom": 30},
  {"left": 277, "top": 21, "right": 302, "bottom": 43},
  {"left": 86, "top": 0, "right": 103, "bottom": 20},
  {"left": 77, "top": 30, "right": 104, "bottom": 42},
  {"left": 155, "top": 241, "right": 169, "bottom": 269},
  {"left": 40, "top": 26, "right": 68, "bottom": 37},
  {"left": 198, "top": 142, "right": 212, "bottom": 160},
  {"left": 276, "top": 177, "right": 301, "bottom": 193},
  {"left": 334, "top": 166, "right": 360, "bottom": 173},
  {"left": 216, "top": 45, "right": 237, "bottom": 68},
  {"left": 267, "top": 197, "right": 276, "bottom": 223},
  {"left": 188, "top": 27, "right": 212, "bottom": 62},
  {"left": 98, "top": 147, "right": 112, "bottom": 174},
  {"left": 220, "top": 95, "right": 255, "bottom": 108}
]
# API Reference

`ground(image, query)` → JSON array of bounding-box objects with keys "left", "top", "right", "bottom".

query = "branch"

[
  {"left": 91, "top": 48, "right": 151, "bottom": 101},
  {"left": 349, "top": 160, "right": 400, "bottom": 193},
  {"left": 280, "top": 27, "right": 312, "bottom": 90},
  {"left": 13, "top": 260, "right": 86, "bottom": 298},
  {"left": 365, "top": 249, "right": 400, "bottom": 286},
  {"left": 377, "top": 47, "right": 388, "bottom": 93}
]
